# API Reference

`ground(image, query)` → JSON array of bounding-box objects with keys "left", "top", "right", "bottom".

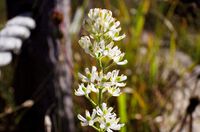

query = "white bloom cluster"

[
  {"left": 75, "top": 66, "right": 127, "bottom": 97},
  {"left": 78, "top": 103, "right": 124, "bottom": 132},
  {"left": 76, "top": 8, "right": 126, "bottom": 131},
  {"left": 79, "top": 8, "right": 127, "bottom": 65},
  {"left": 79, "top": 37, "right": 127, "bottom": 65},
  {"left": 85, "top": 8, "right": 125, "bottom": 41}
]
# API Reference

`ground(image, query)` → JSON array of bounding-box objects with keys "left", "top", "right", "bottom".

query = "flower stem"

[
  {"left": 97, "top": 58, "right": 104, "bottom": 108},
  {"left": 85, "top": 95, "right": 97, "bottom": 107},
  {"left": 98, "top": 89, "right": 102, "bottom": 106},
  {"left": 104, "top": 61, "right": 115, "bottom": 72},
  {"left": 98, "top": 58, "right": 103, "bottom": 71},
  {"left": 92, "top": 125, "right": 100, "bottom": 131}
]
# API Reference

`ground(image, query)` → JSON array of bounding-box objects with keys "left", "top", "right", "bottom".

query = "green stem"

[
  {"left": 97, "top": 58, "right": 104, "bottom": 107},
  {"left": 85, "top": 95, "right": 97, "bottom": 107},
  {"left": 98, "top": 58, "right": 103, "bottom": 71},
  {"left": 98, "top": 89, "right": 102, "bottom": 106},
  {"left": 104, "top": 61, "right": 115, "bottom": 72},
  {"left": 92, "top": 125, "right": 101, "bottom": 131}
]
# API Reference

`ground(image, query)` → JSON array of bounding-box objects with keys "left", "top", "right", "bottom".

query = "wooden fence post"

[{"left": 6, "top": 0, "right": 74, "bottom": 131}]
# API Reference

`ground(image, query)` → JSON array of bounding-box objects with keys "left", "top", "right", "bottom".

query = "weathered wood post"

[
  {"left": 6, "top": 0, "right": 74, "bottom": 131},
  {"left": 53, "top": 0, "right": 75, "bottom": 131}
]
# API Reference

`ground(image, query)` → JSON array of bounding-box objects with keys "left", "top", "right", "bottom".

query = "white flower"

[
  {"left": 75, "top": 83, "right": 99, "bottom": 96},
  {"left": 76, "top": 8, "right": 127, "bottom": 132},
  {"left": 100, "top": 116, "right": 124, "bottom": 132},
  {"left": 107, "top": 87, "right": 121, "bottom": 96},
  {"left": 110, "top": 70, "right": 127, "bottom": 87},
  {"left": 96, "top": 103, "right": 124, "bottom": 132},
  {"left": 96, "top": 71, "right": 111, "bottom": 83},
  {"left": 78, "top": 66, "right": 98, "bottom": 83},
  {"left": 107, "top": 45, "right": 127, "bottom": 65},
  {"left": 93, "top": 39, "right": 107, "bottom": 58},
  {"left": 79, "top": 35, "right": 127, "bottom": 65},
  {"left": 89, "top": 83, "right": 98, "bottom": 93},
  {"left": 78, "top": 67, "right": 126, "bottom": 94},
  {"left": 85, "top": 66, "right": 98, "bottom": 82},
  {"left": 75, "top": 83, "right": 91, "bottom": 96},
  {"left": 85, "top": 8, "right": 125, "bottom": 41},
  {"left": 78, "top": 36, "right": 93, "bottom": 56},
  {"left": 96, "top": 103, "right": 114, "bottom": 117},
  {"left": 77, "top": 109, "right": 97, "bottom": 126},
  {"left": 78, "top": 8, "right": 127, "bottom": 64}
]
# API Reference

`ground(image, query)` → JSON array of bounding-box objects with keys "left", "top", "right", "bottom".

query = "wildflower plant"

[{"left": 75, "top": 8, "right": 127, "bottom": 132}]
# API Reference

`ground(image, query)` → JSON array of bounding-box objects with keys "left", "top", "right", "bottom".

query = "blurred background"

[{"left": 1, "top": 0, "right": 200, "bottom": 131}]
